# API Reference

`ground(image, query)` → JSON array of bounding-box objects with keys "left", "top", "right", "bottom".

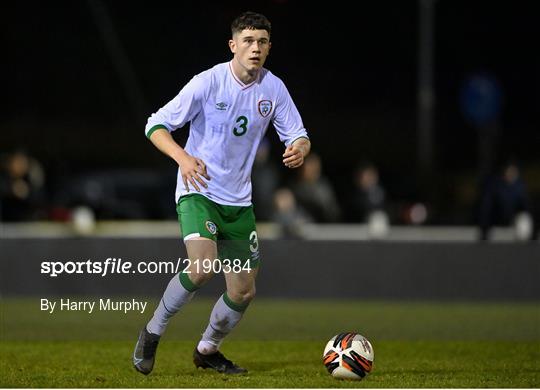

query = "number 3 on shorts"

[{"left": 249, "top": 230, "right": 259, "bottom": 257}]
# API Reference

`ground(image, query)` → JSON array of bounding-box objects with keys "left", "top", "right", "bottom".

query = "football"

[{"left": 322, "top": 332, "right": 374, "bottom": 380}]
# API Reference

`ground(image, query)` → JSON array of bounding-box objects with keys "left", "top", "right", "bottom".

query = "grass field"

[{"left": 1, "top": 298, "right": 539, "bottom": 387}]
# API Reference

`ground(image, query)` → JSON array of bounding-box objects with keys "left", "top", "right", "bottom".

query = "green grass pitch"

[{"left": 1, "top": 298, "right": 539, "bottom": 387}]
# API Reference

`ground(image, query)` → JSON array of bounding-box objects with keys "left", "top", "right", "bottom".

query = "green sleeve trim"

[
  {"left": 146, "top": 124, "right": 168, "bottom": 139},
  {"left": 223, "top": 292, "right": 250, "bottom": 312},
  {"left": 179, "top": 271, "right": 200, "bottom": 292}
]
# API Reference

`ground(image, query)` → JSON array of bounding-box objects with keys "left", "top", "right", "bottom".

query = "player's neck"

[{"left": 230, "top": 59, "right": 259, "bottom": 85}]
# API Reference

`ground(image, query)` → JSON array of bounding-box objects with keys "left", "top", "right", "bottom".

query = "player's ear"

[{"left": 228, "top": 39, "right": 236, "bottom": 54}]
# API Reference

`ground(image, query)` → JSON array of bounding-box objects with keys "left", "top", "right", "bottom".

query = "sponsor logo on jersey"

[
  {"left": 205, "top": 220, "right": 218, "bottom": 235},
  {"left": 258, "top": 100, "right": 272, "bottom": 117},
  {"left": 215, "top": 102, "right": 228, "bottom": 111}
]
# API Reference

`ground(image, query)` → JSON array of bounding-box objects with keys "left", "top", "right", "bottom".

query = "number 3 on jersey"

[{"left": 233, "top": 115, "right": 248, "bottom": 136}]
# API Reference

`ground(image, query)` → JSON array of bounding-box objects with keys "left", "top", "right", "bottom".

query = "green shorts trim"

[{"left": 177, "top": 194, "right": 260, "bottom": 267}]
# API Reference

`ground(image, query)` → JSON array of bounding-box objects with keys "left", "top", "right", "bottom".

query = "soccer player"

[{"left": 133, "top": 11, "right": 311, "bottom": 375}]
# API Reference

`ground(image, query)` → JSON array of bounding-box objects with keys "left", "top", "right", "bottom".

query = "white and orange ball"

[{"left": 323, "top": 332, "right": 374, "bottom": 380}]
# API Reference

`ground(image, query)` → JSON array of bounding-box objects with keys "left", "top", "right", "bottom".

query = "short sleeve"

[
  {"left": 272, "top": 80, "right": 309, "bottom": 146},
  {"left": 145, "top": 75, "right": 209, "bottom": 138}
]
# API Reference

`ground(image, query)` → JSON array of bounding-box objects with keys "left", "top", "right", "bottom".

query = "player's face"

[{"left": 229, "top": 29, "right": 271, "bottom": 74}]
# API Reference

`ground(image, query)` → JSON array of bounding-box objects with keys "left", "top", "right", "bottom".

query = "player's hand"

[
  {"left": 179, "top": 154, "right": 210, "bottom": 192},
  {"left": 283, "top": 144, "right": 305, "bottom": 169}
]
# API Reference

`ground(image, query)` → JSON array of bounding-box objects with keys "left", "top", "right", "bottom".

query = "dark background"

[{"left": 3, "top": 0, "right": 539, "bottom": 224}]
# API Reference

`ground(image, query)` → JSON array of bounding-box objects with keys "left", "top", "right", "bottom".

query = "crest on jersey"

[
  {"left": 205, "top": 220, "right": 217, "bottom": 235},
  {"left": 258, "top": 100, "right": 273, "bottom": 117}
]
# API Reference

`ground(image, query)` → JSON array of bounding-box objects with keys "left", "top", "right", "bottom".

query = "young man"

[{"left": 133, "top": 11, "right": 311, "bottom": 375}]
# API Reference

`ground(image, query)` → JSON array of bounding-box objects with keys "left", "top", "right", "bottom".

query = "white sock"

[
  {"left": 146, "top": 273, "right": 196, "bottom": 335},
  {"left": 197, "top": 293, "right": 248, "bottom": 355}
]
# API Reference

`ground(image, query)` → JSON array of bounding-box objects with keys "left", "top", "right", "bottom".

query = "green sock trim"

[
  {"left": 223, "top": 292, "right": 250, "bottom": 312},
  {"left": 179, "top": 271, "right": 200, "bottom": 292},
  {"left": 146, "top": 124, "right": 168, "bottom": 139}
]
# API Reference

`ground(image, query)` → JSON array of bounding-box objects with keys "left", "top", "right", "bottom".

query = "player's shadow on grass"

[
  {"left": 248, "top": 360, "right": 317, "bottom": 373},
  {"left": 171, "top": 360, "right": 308, "bottom": 375},
  {"left": 192, "top": 363, "right": 289, "bottom": 375}
]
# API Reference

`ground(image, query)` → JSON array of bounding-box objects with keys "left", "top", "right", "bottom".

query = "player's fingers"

[
  {"left": 285, "top": 155, "right": 303, "bottom": 168},
  {"left": 292, "top": 158, "right": 304, "bottom": 168},
  {"left": 182, "top": 175, "right": 190, "bottom": 192},
  {"left": 192, "top": 173, "right": 208, "bottom": 188},
  {"left": 282, "top": 146, "right": 294, "bottom": 157},
  {"left": 201, "top": 171, "right": 211, "bottom": 180},
  {"left": 195, "top": 158, "right": 206, "bottom": 170},
  {"left": 197, "top": 166, "right": 211, "bottom": 180},
  {"left": 283, "top": 151, "right": 301, "bottom": 163},
  {"left": 195, "top": 158, "right": 211, "bottom": 180},
  {"left": 283, "top": 156, "right": 297, "bottom": 164},
  {"left": 188, "top": 176, "right": 201, "bottom": 192}
]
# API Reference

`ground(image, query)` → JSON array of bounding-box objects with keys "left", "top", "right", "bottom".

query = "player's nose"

[{"left": 251, "top": 42, "right": 261, "bottom": 52}]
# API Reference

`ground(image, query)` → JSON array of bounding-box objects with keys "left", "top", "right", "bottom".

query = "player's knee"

[
  {"left": 188, "top": 271, "right": 213, "bottom": 287},
  {"left": 228, "top": 286, "right": 256, "bottom": 304},
  {"left": 242, "top": 288, "right": 256, "bottom": 302}
]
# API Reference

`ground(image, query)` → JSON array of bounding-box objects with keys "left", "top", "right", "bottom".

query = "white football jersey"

[{"left": 145, "top": 61, "right": 308, "bottom": 206}]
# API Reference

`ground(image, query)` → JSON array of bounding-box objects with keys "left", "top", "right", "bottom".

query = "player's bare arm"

[
  {"left": 283, "top": 137, "right": 311, "bottom": 169},
  {"left": 149, "top": 128, "right": 210, "bottom": 192}
]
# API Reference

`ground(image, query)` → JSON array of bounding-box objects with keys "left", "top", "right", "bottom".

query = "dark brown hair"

[{"left": 231, "top": 11, "right": 271, "bottom": 36}]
